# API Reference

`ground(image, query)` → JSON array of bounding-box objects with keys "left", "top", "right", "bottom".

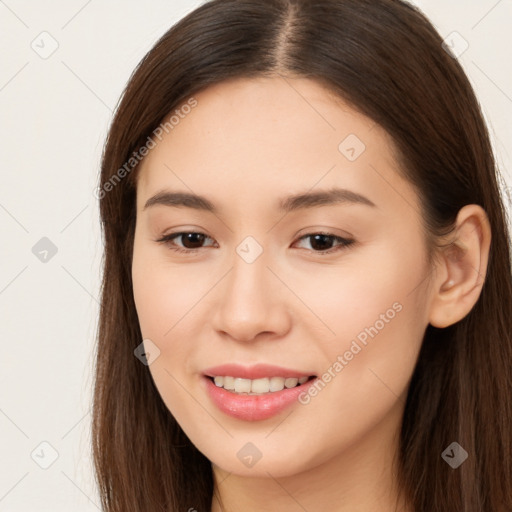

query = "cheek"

[
  {"left": 291, "top": 239, "right": 428, "bottom": 401},
  {"left": 132, "top": 240, "right": 208, "bottom": 341},
  {"left": 131, "top": 242, "right": 204, "bottom": 420},
  {"left": 131, "top": 240, "right": 218, "bottom": 412},
  {"left": 286, "top": 237, "right": 428, "bottom": 351},
  {"left": 308, "top": 246, "right": 427, "bottom": 410}
]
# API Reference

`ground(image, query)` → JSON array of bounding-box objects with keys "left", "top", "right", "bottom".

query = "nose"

[{"left": 211, "top": 251, "right": 292, "bottom": 343}]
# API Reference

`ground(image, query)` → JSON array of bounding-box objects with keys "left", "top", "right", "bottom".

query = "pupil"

[
  {"left": 310, "top": 234, "right": 333, "bottom": 251},
  {"left": 183, "top": 233, "right": 205, "bottom": 248}
]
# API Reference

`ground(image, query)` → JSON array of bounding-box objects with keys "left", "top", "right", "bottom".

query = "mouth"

[{"left": 201, "top": 363, "right": 319, "bottom": 421}]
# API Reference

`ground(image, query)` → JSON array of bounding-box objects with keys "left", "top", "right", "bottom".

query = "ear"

[{"left": 428, "top": 204, "right": 492, "bottom": 328}]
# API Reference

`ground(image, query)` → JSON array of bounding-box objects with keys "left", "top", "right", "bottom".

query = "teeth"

[
  {"left": 284, "top": 377, "right": 298, "bottom": 388},
  {"left": 269, "top": 376, "right": 285, "bottom": 392},
  {"left": 211, "top": 375, "right": 312, "bottom": 394},
  {"left": 234, "top": 378, "right": 252, "bottom": 393},
  {"left": 223, "top": 376, "right": 235, "bottom": 390},
  {"left": 251, "top": 378, "right": 270, "bottom": 394}
]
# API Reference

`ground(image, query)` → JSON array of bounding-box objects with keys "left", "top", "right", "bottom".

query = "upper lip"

[{"left": 203, "top": 363, "right": 316, "bottom": 380}]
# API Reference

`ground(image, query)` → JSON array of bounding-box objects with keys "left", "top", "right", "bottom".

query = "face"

[{"left": 131, "top": 76, "right": 433, "bottom": 478}]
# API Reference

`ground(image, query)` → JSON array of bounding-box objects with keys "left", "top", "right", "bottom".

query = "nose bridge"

[
  {"left": 230, "top": 247, "right": 269, "bottom": 302},
  {"left": 224, "top": 246, "right": 273, "bottom": 318},
  {"left": 226, "top": 231, "right": 272, "bottom": 300},
  {"left": 211, "top": 240, "right": 291, "bottom": 341}
]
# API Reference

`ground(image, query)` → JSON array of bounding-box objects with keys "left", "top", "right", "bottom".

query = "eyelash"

[{"left": 155, "top": 231, "right": 355, "bottom": 255}]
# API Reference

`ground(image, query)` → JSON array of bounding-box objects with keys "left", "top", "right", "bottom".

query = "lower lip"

[{"left": 203, "top": 376, "right": 317, "bottom": 421}]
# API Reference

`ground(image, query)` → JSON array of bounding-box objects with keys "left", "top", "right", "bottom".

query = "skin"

[{"left": 131, "top": 76, "right": 491, "bottom": 512}]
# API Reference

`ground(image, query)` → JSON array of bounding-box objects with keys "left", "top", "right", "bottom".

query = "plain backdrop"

[{"left": 0, "top": 1, "right": 511, "bottom": 510}]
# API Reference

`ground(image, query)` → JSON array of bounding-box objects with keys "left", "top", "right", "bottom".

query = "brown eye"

[
  {"left": 309, "top": 234, "right": 336, "bottom": 251},
  {"left": 177, "top": 232, "right": 207, "bottom": 249},
  {"left": 155, "top": 231, "right": 216, "bottom": 253},
  {"left": 294, "top": 233, "right": 355, "bottom": 254}
]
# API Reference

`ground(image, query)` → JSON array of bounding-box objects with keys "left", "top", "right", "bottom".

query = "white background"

[{"left": 0, "top": 1, "right": 511, "bottom": 510}]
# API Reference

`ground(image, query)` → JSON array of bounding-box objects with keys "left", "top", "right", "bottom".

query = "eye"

[
  {"left": 155, "top": 231, "right": 217, "bottom": 253},
  {"left": 293, "top": 232, "right": 355, "bottom": 254},
  {"left": 155, "top": 230, "right": 355, "bottom": 255}
]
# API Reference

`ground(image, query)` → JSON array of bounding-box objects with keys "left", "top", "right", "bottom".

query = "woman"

[{"left": 92, "top": 0, "right": 512, "bottom": 510}]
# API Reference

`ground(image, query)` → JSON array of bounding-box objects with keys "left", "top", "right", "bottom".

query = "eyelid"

[{"left": 293, "top": 225, "right": 354, "bottom": 240}]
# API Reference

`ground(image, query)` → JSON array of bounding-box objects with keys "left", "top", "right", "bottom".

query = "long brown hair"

[{"left": 92, "top": 0, "right": 512, "bottom": 510}]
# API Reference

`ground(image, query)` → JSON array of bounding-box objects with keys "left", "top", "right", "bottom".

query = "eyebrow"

[{"left": 143, "top": 187, "right": 377, "bottom": 213}]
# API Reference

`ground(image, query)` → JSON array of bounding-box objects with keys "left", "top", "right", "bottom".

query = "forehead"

[{"left": 135, "top": 76, "right": 419, "bottom": 219}]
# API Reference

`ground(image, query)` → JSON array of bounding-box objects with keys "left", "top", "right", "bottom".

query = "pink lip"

[
  {"left": 202, "top": 363, "right": 315, "bottom": 380},
  {"left": 202, "top": 374, "right": 318, "bottom": 422}
]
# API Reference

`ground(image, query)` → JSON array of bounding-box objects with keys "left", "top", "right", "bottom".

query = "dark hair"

[{"left": 92, "top": 0, "right": 512, "bottom": 510}]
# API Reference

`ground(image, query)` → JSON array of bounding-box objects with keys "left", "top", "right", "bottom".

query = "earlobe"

[{"left": 428, "top": 204, "right": 491, "bottom": 329}]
